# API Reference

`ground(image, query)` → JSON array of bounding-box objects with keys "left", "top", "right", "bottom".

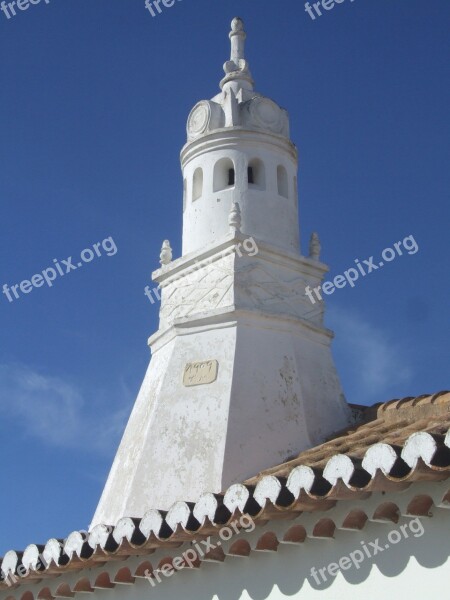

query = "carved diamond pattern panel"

[
  {"left": 159, "top": 256, "right": 235, "bottom": 328},
  {"left": 235, "top": 263, "right": 324, "bottom": 326},
  {"left": 158, "top": 254, "right": 324, "bottom": 330}
]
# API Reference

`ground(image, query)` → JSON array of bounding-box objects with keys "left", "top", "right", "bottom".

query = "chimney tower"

[{"left": 92, "top": 18, "right": 351, "bottom": 527}]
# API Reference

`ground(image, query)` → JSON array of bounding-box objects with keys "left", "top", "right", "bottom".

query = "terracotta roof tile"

[
  {"left": 1, "top": 391, "right": 450, "bottom": 593},
  {"left": 246, "top": 391, "right": 450, "bottom": 482}
]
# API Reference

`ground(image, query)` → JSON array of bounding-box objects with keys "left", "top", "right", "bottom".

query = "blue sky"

[{"left": 0, "top": 0, "right": 449, "bottom": 554}]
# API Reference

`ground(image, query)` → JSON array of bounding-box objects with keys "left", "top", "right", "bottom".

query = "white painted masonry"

[{"left": 92, "top": 17, "right": 351, "bottom": 527}]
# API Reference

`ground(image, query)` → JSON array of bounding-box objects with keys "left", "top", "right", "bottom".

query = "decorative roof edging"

[
  {"left": 2, "top": 480, "right": 450, "bottom": 599},
  {"left": 2, "top": 417, "right": 450, "bottom": 590}
]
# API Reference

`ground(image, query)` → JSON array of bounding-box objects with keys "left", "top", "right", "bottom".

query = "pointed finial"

[
  {"left": 220, "top": 18, "right": 254, "bottom": 91},
  {"left": 228, "top": 201, "right": 242, "bottom": 233},
  {"left": 230, "top": 17, "right": 246, "bottom": 64},
  {"left": 309, "top": 232, "right": 321, "bottom": 261},
  {"left": 160, "top": 240, "right": 172, "bottom": 266}
]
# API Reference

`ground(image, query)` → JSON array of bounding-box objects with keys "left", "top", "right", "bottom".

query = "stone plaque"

[{"left": 183, "top": 360, "right": 218, "bottom": 387}]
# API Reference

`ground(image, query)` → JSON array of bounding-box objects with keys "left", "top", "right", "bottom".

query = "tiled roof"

[
  {"left": 247, "top": 390, "right": 450, "bottom": 481},
  {"left": 1, "top": 391, "right": 450, "bottom": 596}
]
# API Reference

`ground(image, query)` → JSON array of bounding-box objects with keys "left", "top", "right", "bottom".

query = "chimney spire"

[
  {"left": 221, "top": 17, "right": 254, "bottom": 91},
  {"left": 91, "top": 18, "right": 351, "bottom": 529},
  {"left": 230, "top": 17, "right": 246, "bottom": 64}
]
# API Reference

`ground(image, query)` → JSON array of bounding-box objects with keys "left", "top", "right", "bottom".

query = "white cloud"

[
  {"left": 0, "top": 364, "right": 129, "bottom": 455},
  {"left": 327, "top": 306, "right": 412, "bottom": 404},
  {"left": 0, "top": 312, "right": 412, "bottom": 450}
]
